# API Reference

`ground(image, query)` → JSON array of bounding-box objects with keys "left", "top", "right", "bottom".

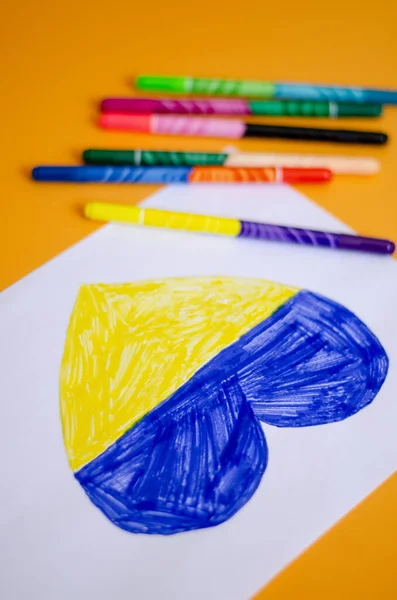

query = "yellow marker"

[
  {"left": 85, "top": 203, "right": 242, "bottom": 237},
  {"left": 60, "top": 277, "right": 298, "bottom": 471}
]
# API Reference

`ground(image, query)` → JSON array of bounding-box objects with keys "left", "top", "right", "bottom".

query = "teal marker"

[{"left": 136, "top": 74, "right": 397, "bottom": 104}]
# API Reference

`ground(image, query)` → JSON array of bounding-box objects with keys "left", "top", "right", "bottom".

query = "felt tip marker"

[
  {"left": 82, "top": 148, "right": 380, "bottom": 175},
  {"left": 84, "top": 203, "right": 396, "bottom": 255},
  {"left": 101, "top": 97, "right": 383, "bottom": 118},
  {"left": 31, "top": 165, "right": 333, "bottom": 184},
  {"left": 136, "top": 74, "right": 397, "bottom": 105},
  {"left": 99, "top": 113, "right": 388, "bottom": 145}
]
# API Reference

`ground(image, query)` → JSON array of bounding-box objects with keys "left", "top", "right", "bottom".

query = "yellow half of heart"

[{"left": 60, "top": 276, "right": 298, "bottom": 471}]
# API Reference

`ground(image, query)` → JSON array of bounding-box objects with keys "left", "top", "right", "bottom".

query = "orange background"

[{"left": 1, "top": 1, "right": 397, "bottom": 597}]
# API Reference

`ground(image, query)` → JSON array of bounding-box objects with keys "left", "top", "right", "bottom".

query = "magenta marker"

[{"left": 101, "top": 98, "right": 383, "bottom": 118}]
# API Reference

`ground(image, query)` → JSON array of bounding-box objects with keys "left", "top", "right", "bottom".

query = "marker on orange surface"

[
  {"left": 101, "top": 97, "right": 383, "bottom": 118},
  {"left": 135, "top": 74, "right": 397, "bottom": 105},
  {"left": 31, "top": 165, "right": 332, "bottom": 184},
  {"left": 98, "top": 113, "right": 388, "bottom": 145},
  {"left": 82, "top": 148, "right": 380, "bottom": 175},
  {"left": 84, "top": 202, "right": 396, "bottom": 255}
]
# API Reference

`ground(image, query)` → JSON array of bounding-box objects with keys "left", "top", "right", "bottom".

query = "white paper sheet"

[{"left": 1, "top": 184, "right": 396, "bottom": 600}]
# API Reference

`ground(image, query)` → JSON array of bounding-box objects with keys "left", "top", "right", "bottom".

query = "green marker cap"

[
  {"left": 136, "top": 75, "right": 188, "bottom": 93},
  {"left": 249, "top": 100, "right": 383, "bottom": 118},
  {"left": 83, "top": 149, "right": 137, "bottom": 165},
  {"left": 335, "top": 103, "right": 383, "bottom": 117}
]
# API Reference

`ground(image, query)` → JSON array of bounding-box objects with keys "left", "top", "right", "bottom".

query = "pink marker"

[{"left": 98, "top": 113, "right": 388, "bottom": 145}]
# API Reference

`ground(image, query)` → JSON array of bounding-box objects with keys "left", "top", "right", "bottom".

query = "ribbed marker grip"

[
  {"left": 239, "top": 221, "right": 395, "bottom": 253},
  {"left": 83, "top": 149, "right": 228, "bottom": 166},
  {"left": 102, "top": 98, "right": 250, "bottom": 115},
  {"left": 152, "top": 115, "right": 246, "bottom": 139}
]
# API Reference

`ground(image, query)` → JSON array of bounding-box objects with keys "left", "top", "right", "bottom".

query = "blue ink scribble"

[
  {"left": 77, "top": 377, "right": 268, "bottom": 534},
  {"left": 76, "top": 290, "right": 388, "bottom": 535}
]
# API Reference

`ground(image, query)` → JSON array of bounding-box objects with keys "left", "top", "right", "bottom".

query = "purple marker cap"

[{"left": 336, "top": 233, "right": 395, "bottom": 254}]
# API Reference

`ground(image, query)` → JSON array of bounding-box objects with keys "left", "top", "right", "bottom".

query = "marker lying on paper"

[
  {"left": 82, "top": 148, "right": 380, "bottom": 175},
  {"left": 101, "top": 97, "right": 383, "bottom": 118},
  {"left": 99, "top": 113, "right": 388, "bottom": 145},
  {"left": 31, "top": 165, "right": 332, "bottom": 184},
  {"left": 84, "top": 203, "right": 395, "bottom": 255},
  {"left": 136, "top": 74, "right": 397, "bottom": 105}
]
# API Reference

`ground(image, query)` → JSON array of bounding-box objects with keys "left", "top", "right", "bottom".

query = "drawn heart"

[{"left": 60, "top": 277, "right": 388, "bottom": 535}]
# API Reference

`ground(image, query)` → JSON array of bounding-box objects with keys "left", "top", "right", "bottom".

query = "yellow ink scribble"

[{"left": 60, "top": 276, "right": 298, "bottom": 471}]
